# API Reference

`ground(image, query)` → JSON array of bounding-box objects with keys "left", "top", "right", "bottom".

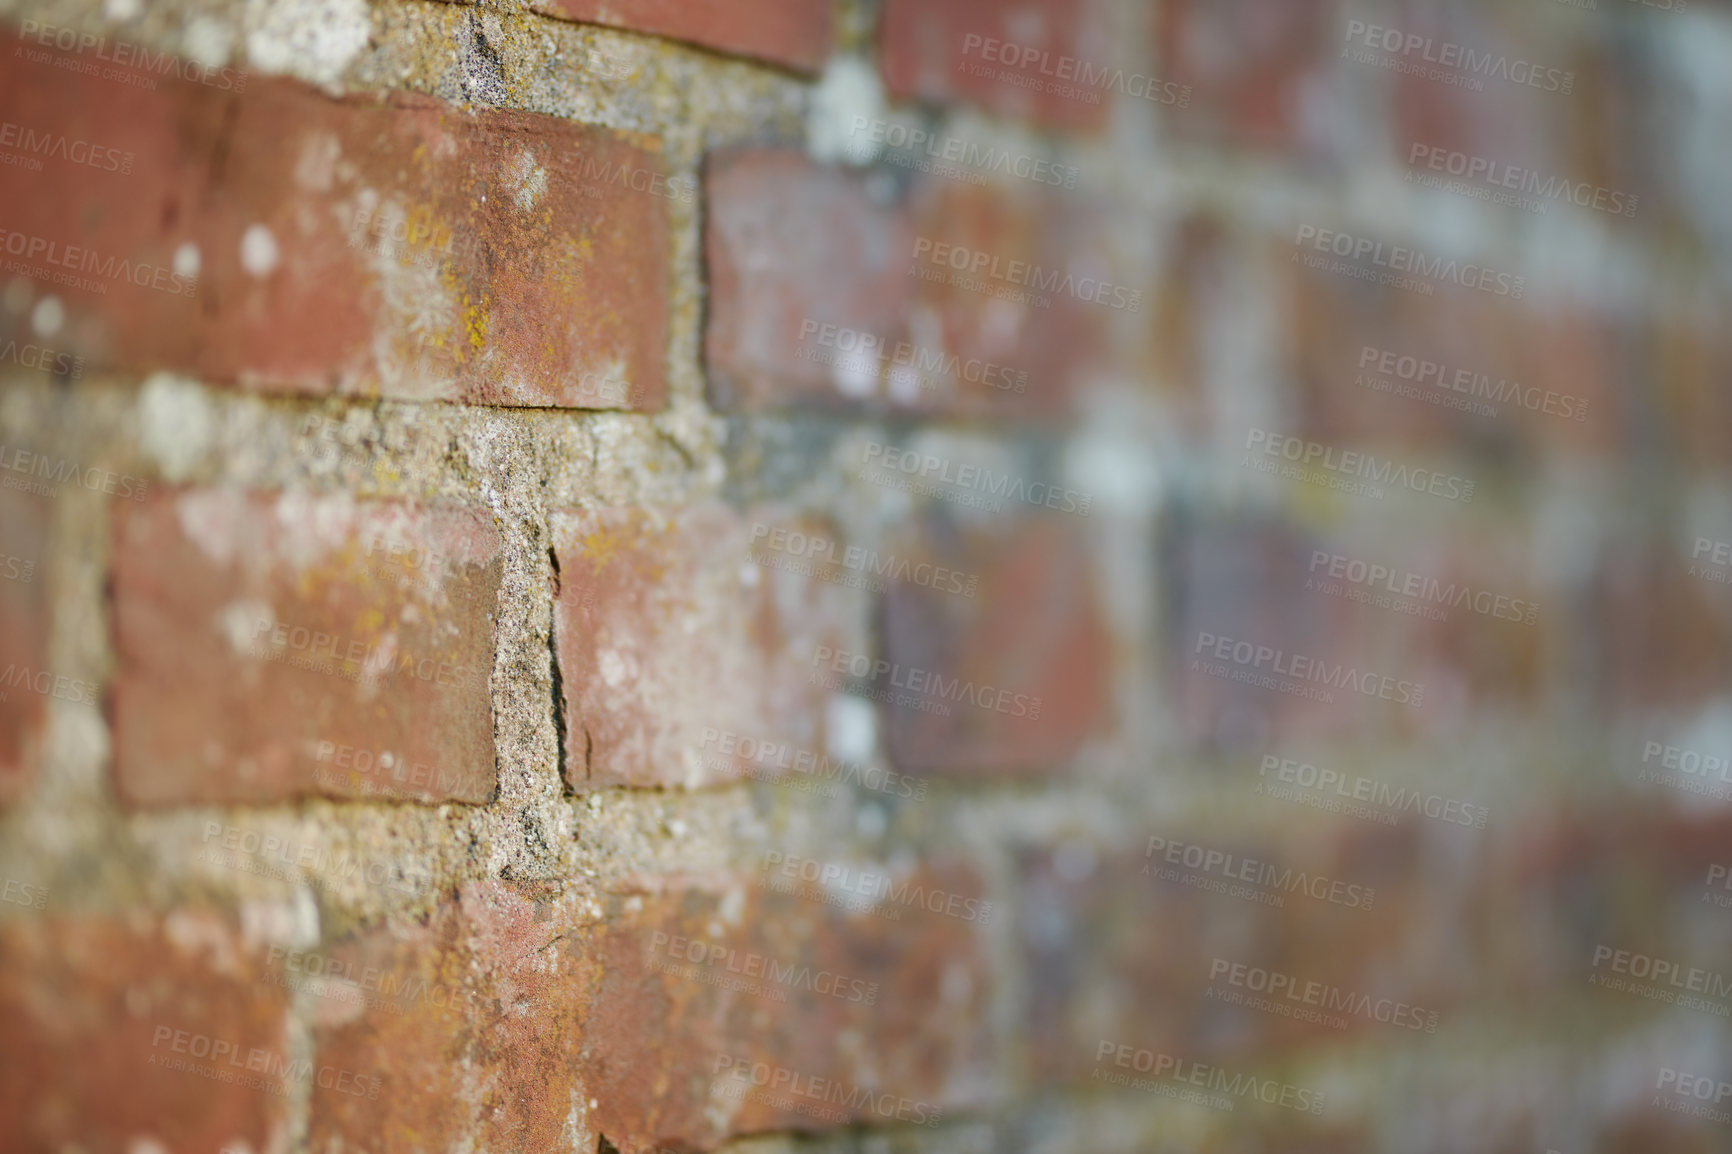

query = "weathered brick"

[
  {"left": 879, "top": 0, "right": 1115, "bottom": 132},
  {"left": 111, "top": 487, "right": 503, "bottom": 807},
  {"left": 0, "top": 38, "right": 670, "bottom": 409},
  {"left": 1154, "top": 0, "right": 1332, "bottom": 154},
  {"left": 532, "top": 0, "right": 835, "bottom": 72},
  {"left": 586, "top": 862, "right": 994, "bottom": 1147},
  {"left": 903, "top": 176, "right": 1119, "bottom": 418},
  {"left": 308, "top": 871, "right": 995, "bottom": 1152},
  {"left": 0, "top": 487, "right": 54, "bottom": 806},
  {"left": 552, "top": 504, "right": 857, "bottom": 792},
  {"left": 879, "top": 513, "right": 1112, "bottom": 776},
  {"left": 1583, "top": 537, "right": 1731, "bottom": 715},
  {"left": 1017, "top": 825, "right": 1420, "bottom": 1091},
  {"left": 704, "top": 149, "right": 1116, "bottom": 419},
  {"left": 307, "top": 881, "right": 586, "bottom": 1153},
  {"left": 1282, "top": 255, "right": 1609, "bottom": 459},
  {"left": 704, "top": 149, "right": 916, "bottom": 413},
  {"left": 0, "top": 909, "right": 292, "bottom": 1154}
]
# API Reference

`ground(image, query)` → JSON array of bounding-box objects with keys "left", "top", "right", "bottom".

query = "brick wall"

[{"left": 2, "top": 0, "right": 1731, "bottom": 1150}]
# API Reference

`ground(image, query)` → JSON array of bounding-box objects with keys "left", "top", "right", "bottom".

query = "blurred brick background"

[{"left": 3, "top": 0, "right": 1732, "bottom": 1151}]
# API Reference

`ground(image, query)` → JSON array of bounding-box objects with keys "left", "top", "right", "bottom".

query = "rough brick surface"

[
  {"left": 306, "top": 881, "right": 586, "bottom": 1153},
  {"left": 879, "top": 0, "right": 1116, "bottom": 132},
  {"left": 0, "top": 487, "right": 54, "bottom": 806},
  {"left": 705, "top": 150, "right": 916, "bottom": 413},
  {"left": 1154, "top": 0, "right": 1332, "bottom": 153},
  {"left": 552, "top": 504, "right": 856, "bottom": 792},
  {"left": 705, "top": 149, "right": 1116, "bottom": 419},
  {"left": 534, "top": 0, "right": 835, "bottom": 72},
  {"left": 0, "top": 910, "right": 291, "bottom": 1154},
  {"left": 0, "top": 39, "right": 671, "bottom": 409},
  {"left": 111, "top": 488, "right": 503, "bottom": 807},
  {"left": 308, "top": 871, "right": 994, "bottom": 1152},
  {"left": 879, "top": 513, "right": 1112, "bottom": 776}
]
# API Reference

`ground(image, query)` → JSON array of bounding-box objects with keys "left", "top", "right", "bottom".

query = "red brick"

[
  {"left": 111, "top": 487, "right": 503, "bottom": 807},
  {"left": 704, "top": 149, "right": 1117, "bottom": 419},
  {"left": 1584, "top": 537, "right": 1732, "bottom": 715},
  {"left": 1648, "top": 319, "right": 1732, "bottom": 475},
  {"left": 0, "top": 36, "right": 670, "bottom": 409},
  {"left": 308, "top": 871, "right": 995, "bottom": 1152},
  {"left": 878, "top": 513, "right": 1112, "bottom": 776},
  {"left": 879, "top": 0, "right": 1115, "bottom": 133},
  {"left": 533, "top": 0, "right": 835, "bottom": 73},
  {"left": 552, "top": 504, "right": 857, "bottom": 792},
  {"left": 1165, "top": 515, "right": 1441, "bottom": 750},
  {"left": 903, "top": 177, "right": 1118, "bottom": 418},
  {"left": 704, "top": 149, "right": 916, "bottom": 413},
  {"left": 1281, "top": 254, "right": 1614, "bottom": 464},
  {"left": 0, "top": 487, "right": 54, "bottom": 806},
  {"left": 0, "top": 909, "right": 292, "bottom": 1154},
  {"left": 307, "top": 881, "right": 586, "bottom": 1153},
  {"left": 1017, "top": 827, "right": 1425, "bottom": 1090},
  {"left": 587, "top": 862, "right": 994, "bottom": 1147},
  {"left": 1154, "top": 0, "right": 1332, "bottom": 154}
]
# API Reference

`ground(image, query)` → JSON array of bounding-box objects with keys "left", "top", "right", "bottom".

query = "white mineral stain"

[
  {"left": 241, "top": 224, "right": 281, "bottom": 277},
  {"left": 246, "top": 0, "right": 371, "bottom": 86}
]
